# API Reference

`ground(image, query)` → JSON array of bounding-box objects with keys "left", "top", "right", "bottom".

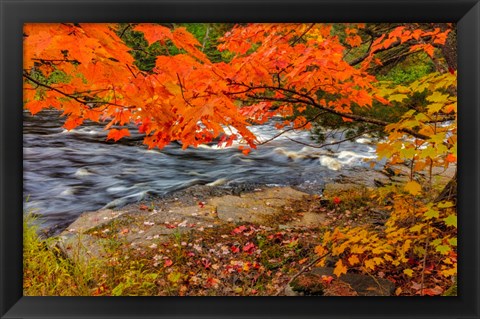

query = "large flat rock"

[{"left": 55, "top": 186, "right": 322, "bottom": 265}]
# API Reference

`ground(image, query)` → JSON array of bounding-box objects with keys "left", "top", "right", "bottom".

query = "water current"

[{"left": 23, "top": 110, "right": 379, "bottom": 230}]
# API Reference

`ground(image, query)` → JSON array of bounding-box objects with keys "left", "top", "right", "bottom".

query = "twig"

[
  {"left": 23, "top": 72, "right": 135, "bottom": 109},
  {"left": 290, "top": 23, "right": 315, "bottom": 46},
  {"left": 256, "top": 111, "right": 326, "bottom": 145},
  {"left": 275, "top": 252, "right": 329, "bottom": 296},
  {"left": 363, "top": 268, "right": 388, "bottom": 295},
  {"left": 118, "top": 24, "right": 131, "bottom": 39},
  {"left": 126, "top": 64, "right": 137, "bottom": 79},
  {"left": 176, "top": 73, "right": 193, "bottom": 107},
  {"left": 201, "top": 25, "right": 210, "bottom": 52}
]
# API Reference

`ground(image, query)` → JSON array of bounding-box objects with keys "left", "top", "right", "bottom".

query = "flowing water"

[{"left": 23, "top": 110, "right": 379, "bottom": 231}]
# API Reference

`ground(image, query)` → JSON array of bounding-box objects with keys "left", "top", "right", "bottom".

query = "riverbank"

[
  {"left": 24, "top": 163, "right": 456, "bottom": 296},
  {"left": 24, "top": 183, "right": 380, "bottom": 296}
]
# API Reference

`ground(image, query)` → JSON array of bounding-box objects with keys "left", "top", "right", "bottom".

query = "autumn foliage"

[{"left": 23, "top": 22, "right": 457, "bottom": 295}]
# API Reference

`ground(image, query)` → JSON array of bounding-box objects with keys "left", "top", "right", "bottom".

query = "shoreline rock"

[
  {"left": 286, "top": 267, "right": 395, "bottom": 296},
  {"left": 55, "top": 185, "right": 329, "bottom": 265}
]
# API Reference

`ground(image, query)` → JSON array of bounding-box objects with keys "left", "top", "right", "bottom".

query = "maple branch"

[
  {"left": 349, "top": 32, "right": 437, "bottom": 67},
  {"left": 118, "top": 24, "right": 132, "bottom": 39},
  {"left": 242, "top": 86, "right": 430, "bottom": 140},
  {"left": 126, "top": 64, "right": 137, "bottom": 79},
  {"left": 23, "top": 72, "right": 135, "bottom": 110},
  {"left": 256, "top": 111, "right": 326, "bottom": 145},
  {"left": 290, "top": 23, "right": 316, "bottom": 46},
  {"left": 32, "top": 58, "right": 79, "bottom": 64},
  {"left": 370, "top": 50, "right": 417, "bottom": 71},
  {"left": 230, "top": 82, "right": 317, "bottom": 106},
  {"left": 176, "top": 73, "right": 193, "bottom": 107},
  {"left": 344, "top": 35, "right": 373, "bottom": 61}
]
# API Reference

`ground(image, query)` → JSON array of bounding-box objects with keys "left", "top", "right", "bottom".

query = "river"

[{"left": 23, "top": 110, "right": 379, "bottom": 231}]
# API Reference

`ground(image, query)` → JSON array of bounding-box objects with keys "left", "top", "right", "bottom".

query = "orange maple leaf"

[{"left": 106, "top": 128, "right": 130, "bottom": 141}]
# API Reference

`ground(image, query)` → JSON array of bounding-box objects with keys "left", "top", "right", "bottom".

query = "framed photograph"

[{"left": 1, "top": 0, "right": 479, "bottom": 318}]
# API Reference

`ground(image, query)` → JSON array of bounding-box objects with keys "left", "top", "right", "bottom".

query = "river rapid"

[{"left": 23, "top": 110, "right": 379, "bottom": 232}]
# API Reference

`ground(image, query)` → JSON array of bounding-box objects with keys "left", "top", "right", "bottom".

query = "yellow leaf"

[
  {"left": 395, "top": 86, "right": 411, "bottom": 94},
  {"left": 443, "top": 258, "right": 453, "bottom": 265},
  {"left": 427, "top": 103, "right": 444, "bottom": 114},
  {"left": 437, "top": 201, "right": 455, "bottom": 209},
  {"left": 443, "top": 214, "right": 457, "bottom": 228},
  {"left": 409, "top": 224, "right": 424, "bottom": 233},
  {"left": 427, "top": 91, "right": 449, "bottom": 103},
  {"left": 395, "top": 287, "right": 403, "bottom": 296},
  {"left": 441, "top": 268, "right": 457, "bottom": 277},
  {"left": 403, "top": 269, "right": 414, "bottom": 277},
  {"left": 373, "top": 257, "right": 384, "bottom": 265},
  {"left": 424, "top": 208, "right": 439, "bottom": 219},
  {"left": 316, "top": 259, "right": 326, "bottom": 267},
  {"left": 400, "top": 147, "right": 416, "bottom": 159},
  {"left": 419, "top": 147, "right": 437, "bottom": 159},
  {"left": 389, "top": 94, "right": 408, "bottom": 102},
  {"left": 348, "top": 255, "right": 360, "bottom": 266},
  {"left": 350, "top": 245, "right": 366, "bottom": 254},
  {"left": 404, "top": 181, "right": 422, "bottom": 195},
  {"left": 364, "top": 259, "right": 376, "bottom": 270},
  {"left": 333, "top": 259, "right": 347, "bottom": 277},
  {"left": 314, "top": 245, "right": 327, "bottom": 256}
]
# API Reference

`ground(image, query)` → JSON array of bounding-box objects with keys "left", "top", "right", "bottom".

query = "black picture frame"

[{"left": 1, "top": 0, "right": 479, "bottom": 318}]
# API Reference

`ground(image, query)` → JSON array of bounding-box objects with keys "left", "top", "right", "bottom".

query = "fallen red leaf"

[
  {"left": 321, "top": 275, "right": 334, "bottom": 285},
  {"left": 232, "top": 225, "right": 247, "bottom": 234},
  {"left": 421, "top": 286, "right": 443, "bottom": 296},
  {"left": 243, "top": 242, "right": 256, "bottom": 254}
]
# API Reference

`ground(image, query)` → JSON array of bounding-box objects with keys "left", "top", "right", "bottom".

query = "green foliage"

[
  {"left": 182, "top": 23, "right": 233, "bottom": 62},
  {"left": 116, "top": 23, "right": 189, "bottom": 72},
  {"left": 377, "top": 53, "right": 435, "bottom": 85},
  {"left": 23, "top": 214, "right": 161, "bottom": 296},
  {"left": 116, "top": 23, "right": 234, "bottom": 72},
  {"left": 23, "top": 214, "right": 92, "bottom": 295}
]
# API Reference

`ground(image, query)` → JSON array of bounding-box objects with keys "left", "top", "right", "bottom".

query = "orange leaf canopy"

[{"left": 23, "top": 23, "right": 450, "bottom": 150}]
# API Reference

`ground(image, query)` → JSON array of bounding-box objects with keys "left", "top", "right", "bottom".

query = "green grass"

[
  {"left": 23, "top": 214, "right": 161, "bottom": 296},
  {"left": 23, "top": 214, "right": 92, "bottom": 295}
]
